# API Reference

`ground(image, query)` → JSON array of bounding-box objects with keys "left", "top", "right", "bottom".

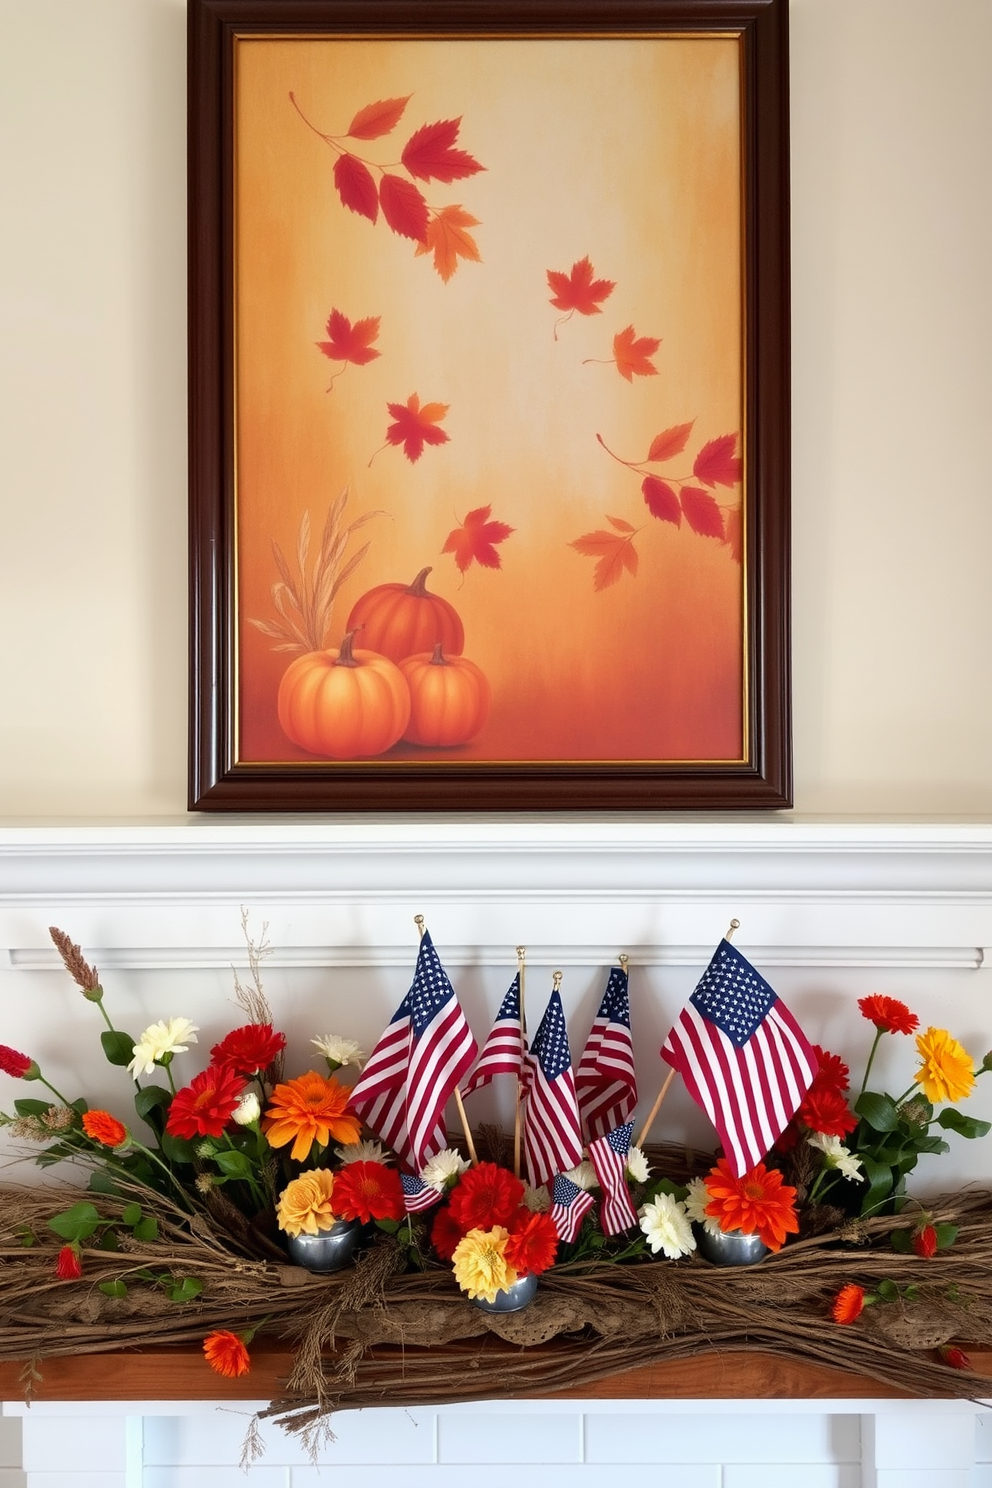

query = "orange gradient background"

[{"left": 234, "top": 35, "right": 744, "bottom": 765}]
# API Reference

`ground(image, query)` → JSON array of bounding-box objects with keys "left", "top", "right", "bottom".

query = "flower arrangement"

[{"left": 2, "top": 927, "right": 992, "bottom": 1439}]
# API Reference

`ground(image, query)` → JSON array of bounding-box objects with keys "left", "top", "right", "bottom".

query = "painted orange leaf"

[
  {"left": 642, "top": 475, "right": 681, "bottom": 525},
  {"left": 415, "top": 205, "right": 482, "bottom": 282},
  {"left": 333, "top": 153, "right": 379, "bottom": 223},
  {"left": 723, "top": 504, "right": 743, "bottom": 563},
  {"left": 680, "top": 485, "right": 725, "bottom": 539},
  {"left": 385, "top": 394, "right": 450, "bottom": 463},
  {"left": 647, "top": 422, "right": 695, "bottom": 462},
  {"left": 570, "top": 527, "right": 639, "bottom": 590},
  {"left": 442, "top": 505, "right": 514, "bottom": 572},
  {"left": 613, "top": 324, "right": 661, "bottom": 381},
  {"left": 317, "top": 309, "right": 381, "bottom": 366},
  {"left": 401, "top": 118, "right": 484, "bottom": 183},
  {"left": 693, "top": 433, "right": 743, "bottom": 488},
  {"left": 379, "top": 173, "right": 429, "bottom": 241},
  {"left": 347, "top": 96, "right": 411, "bottom": 140},
  {"left": 547, "top": 256, "right": 615, "bottom": 315}
]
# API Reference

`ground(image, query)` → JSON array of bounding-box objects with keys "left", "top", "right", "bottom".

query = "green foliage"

[{"left": 100, "top": 1030, "right": 136, "bottom": 1068}]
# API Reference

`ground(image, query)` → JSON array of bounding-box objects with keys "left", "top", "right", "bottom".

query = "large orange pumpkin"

[
  {"left": 345, "top": 567, "right": 464, "bottom": 662},
  {"left": 399, "top": 644, "right": 491, "bottom": 747},
  {"left": 277, "top": 631, "right": 410, "bottom": 759}
]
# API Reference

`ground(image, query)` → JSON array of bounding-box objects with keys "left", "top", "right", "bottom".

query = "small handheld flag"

[
  {"left": 522, "top": 979, "right": 583, "bottom": 1188},
  {"left": 588, "top": 1121, "right": 638, "bottom": 1237},
  {"left": 461, "top": 974, "right": 525, "bottom": 1097},
  {"left": 575, "top": 962, "right": 637, "bottom": 1141},
  {"left": 550, "top": 1172, "right": 595, "bottom": 1243}
]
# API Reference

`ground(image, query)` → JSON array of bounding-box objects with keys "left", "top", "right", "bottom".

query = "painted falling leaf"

[
  {"left": 385, "top": 393, "right": 450, "bottom": 463},
  {"left": 547, "top": 256, "right": 615, "bottom": 316},
  {"left": 723, "top": 504, "right": 743, "bottom": 563},
  {"left": 693, "top": 433, "right": 743, "bottom": 488},
  {"left": 569, "top": 516, "right": 639, "bottom": 591},
  {"left": 612, "top": 325, "right": 661, "bottom": 381},
  {"left": 442, "top": 505, "right": 514, "bottom": 572},
  {"left": 379, "top": 173, "right": 430, "bottom": 242},
  {"left": 333, "top": 153, "right": 380, "bottom": 224},
  {"left": 415, "top": 204, "right": 481, "bottom": 282},
  {"left": 316, "top": 309, "right": 381, "bottom": 372},
  {"left": 401, "top": 118, "right": 485, "bottom": 183},
  {"left": 647, "top": 422, "right": 695, "bottom": 461},
  {"left": 346, "top": 96, "right": 411, "bottom": 140}
]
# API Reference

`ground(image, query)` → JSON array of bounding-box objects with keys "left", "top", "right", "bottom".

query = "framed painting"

[{"left": 188, "top": 0, "right": 791, "bottom": 810}]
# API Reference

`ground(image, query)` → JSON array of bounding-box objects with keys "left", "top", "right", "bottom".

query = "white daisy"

[
  {"left": 638, "top": 1193, "right": 696, "bottom": 1259},
  {"left": 127, "top": 1017, "right": 199, "bottom": 1078},
  {"left": 311, "top": 1035, "right": 366, "bottom": 1070},
  {"left": 335, "top": 1138, "right": 390, "bottom": 1165},
  {"left": 420, "top": 1148, "right": 470, "bottom": 1189}
]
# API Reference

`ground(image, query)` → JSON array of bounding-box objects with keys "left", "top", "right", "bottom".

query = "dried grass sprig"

[{"left": 48, "top": 928, "right": 100, "bottom": 995}]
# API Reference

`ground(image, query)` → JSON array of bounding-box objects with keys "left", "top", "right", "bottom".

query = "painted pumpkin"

[
  {"left": 277, "top": 631, "right": 410, "bottom": 759},
  {"left": 346, "top": 566, "right": 464, "bottom": 662},
  {"left": 399, "top": 644, "right": 491, "bottom": 747}
]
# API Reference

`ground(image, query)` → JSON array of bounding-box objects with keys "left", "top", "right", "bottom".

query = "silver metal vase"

[
  {"left": 694, "top": 1223, "right": 770, "bottom": 1266},
  {"left": 471, "top": 1272, "right": 539, "bottom": 1313},
  {"left": 284, "top": 1218, "right": 361, "bottom": 1273}
]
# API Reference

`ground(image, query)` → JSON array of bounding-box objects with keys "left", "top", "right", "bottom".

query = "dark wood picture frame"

[{"left": 188, "top": 0, "right": 791, "bottom": 811}]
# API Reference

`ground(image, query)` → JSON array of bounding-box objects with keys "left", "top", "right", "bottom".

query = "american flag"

[
  {"left": 461, "top": 974, "right": 525, "bottom": 1097},
  {"left": 588, "top": 1121, "right": 638, "bottom": 1236},
  {"left": 550, "top": 1172, "right": 595, "bottom": 1243},
  {"left": 575, "top": 966, "right": 638, "bottom": 1141},
  {"left": 661, "top": 939, "right": 817, "bottom": 1178},
  {"left": 522, "top": 988, "right": 583, "bottom": 1188},
  {"left": 400, "top": 1172, "right": 443, "bottom": 1214},
  {"left": 348, "top": 930, "right": 478, "bottom": 1171}
]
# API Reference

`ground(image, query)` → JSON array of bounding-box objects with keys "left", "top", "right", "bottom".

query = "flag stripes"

[{"left": 575, "top": 966, "right": 637, "bottom": 1141}]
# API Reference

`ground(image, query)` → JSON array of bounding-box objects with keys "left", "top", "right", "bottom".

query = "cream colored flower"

[
  {"left": 522, "top": 1183, "right": 551, "bottom": 1213},
  {"left": 683, "top": 1176, "right": 723, "bottom": 1236},
  {"left": 562, "top": 1159, "right": 598, "bottom": 1191},
  {"left": 232, "top": 1091, "right": 261, "bottom": 1126},
  {"left": 420, "top": 1148, "right": 470, "bottom": 1189},
  {"left": 807, "top": 1131, "right": 865, "bottom": 1183},
  {"left": 276, "top": 1169, "right": 337, "bottom": 1237},
  {"left": 638, "top": 1193, "right": 696, "bottom": 1259},
  {"left": 127, "top": 1018, "right": 199, "bottom": 1077},
  {"left": 451, "top": 1226, "right": 518, "bottom": 1303},
  {"left": 625, "top": 1146, "right": 651, "bottom": 1183},
  {"left": 336, "top": 1138, "right": 391, "bottom": 1165},
  {"left": 311, "top": 1035, "right": 365, "bottom": 1071}
]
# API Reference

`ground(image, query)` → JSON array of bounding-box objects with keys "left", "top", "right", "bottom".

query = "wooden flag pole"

[
  {"left": 513, "top": 945, "right": 526, "bottom": 1179},
  {"left": 415, "top": 914, "right": 478, "bottom": 1165},
  {"left": 635, "top": 921, "right": 741, "bottom": 1149}
]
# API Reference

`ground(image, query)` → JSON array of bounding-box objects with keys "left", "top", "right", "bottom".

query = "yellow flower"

[
  {"left": 451, "top": 1226, "right": 518, "bottom": 1303},
  {"left": 276, "top": 1169, "right": 337, "bottom": 1236},
  {"left": 913, "top": 1027, "right": 975, "bottom": 1104}
]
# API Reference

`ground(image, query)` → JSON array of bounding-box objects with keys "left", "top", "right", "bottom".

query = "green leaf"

[
  {"left": 876, "top": 1279, "right": 899, "bottom": 1302},
  {"left": 101, "top": 1030, "right": 137, "bottom": 1068},
  {"left": 134, "top": 1086, "right": 171, "bottom": 1121},
  {"left": 13, "top": 1098, "right": 56, "bottom": 1118},
  {"left": 934, "top": 1223, "right": 959, "bottom": 1250},
  {"left": 890, "top": 1228, "right": 913, "bottom": 1253},
  {"left": 168, "top": 1276, "right": 203, "bottom": 1302},
  {"left": 99, "top": 1280, "right": 128, "bottom": 1298},
  {"left": 936, "top": 1108, "right": 992, "bottom": 1140},
  {"left": 121, "top": 1203, "right": 142, "bottom": 1227},
  {"left": 87, "top": 1168, "right": 122, "bottom": 1196},
  {"left": 160, "top": 1132, "right": 196, "bottom": 1165},
  {"left": 47, "top": 1202, "right": 102, "bottom": 1243},
  {"left": 97, "top": 1230, "right": 120, "bottom": 1251},
  {"left": 214, "top": 1149, "right": 254, "bottom": 1180},
  {"left": 133, "top": 1216, "right": 159, "bottom": 1242},
  {"left": 375, "top": 1218, "right": 403, "bottom": 1235},
  {"left": 855, "top": 1092, "right": 900, "bottom": 1132},
  {"left": 858, "top": 1154, "right": 896, "bottom": 1217}
]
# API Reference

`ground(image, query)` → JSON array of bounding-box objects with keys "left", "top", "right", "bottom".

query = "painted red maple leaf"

[
  {"left": 333, "top": 153, "right": 379, "bottom": 223},
  {"left": 547, "top": 256, "right": 615, "bottom": 316},
  {"left": 385, "top": 394, "right": 450, "bottom": 463},
  {"left": 414, "top": 204, "right": 482, "bottom": 282},
  {"left": 569, "top": 517, "right": 639, "bottom": 591},
  {"left": 647, "top": 422, "right": 695, "bottom": 462},
  {"left": 612, "top": 324, "right": 661, "bottom": 381},
  {"left": 680, "top": 485, "right": 725, "bottom": 539},
  {"left": 346, "top": 96, "right": 411, "bottom": 140},
  {"left": 641, "top": 475, "right": 681, "bottom": 525},
  {"left": 317, "top": 310, "right": 381, "bottom": 367},
  {"left": 693, "top": 433, "right": 743, "bottom": 488},
  {"left": 401, "top": 118, "right": 485, "bottom": 183},
  {"left": 442, "top": 505, "right": 514, "bottom": 572},
  {"left": 379, "top": 174, "right": 429, "bottom": 242}
]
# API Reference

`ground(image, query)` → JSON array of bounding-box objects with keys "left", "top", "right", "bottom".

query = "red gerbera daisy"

[
  {"left": 448, "top": 1162, "right": 525, "bottom": 1233},
  {"left": 202, "top": 1329, "right": 251, "bottom": 1378},
  {"left": 504, "top": 1209, "right": 559, "bottom": 1276},
  {"left": 331, "top": 1161, "right": 406, "bottom": 1224},
  {"left": 210, "top": 1022, "right": 286, "bottom": 1076},
  {"left": 858, "top": 995, "right": 919, "bottom": 1037},
  {"left": 831, "top": 1283, "right": 866, "bottom": 1324},
  {"left": 810, "top": 1045, "right": 850, "bottom": 1095},
  {"left": 166, "top": 1064, "right": 246, "bottom": 1139},
  {"left": 430, "top": 1204, "right": 465, "bottom": 1261},
  {"left": 82, "top": 1110, "right": 128, "bottom": 1148},
  {"left": 798, "top": 1084, "right": 858, "bottom": 1138}
]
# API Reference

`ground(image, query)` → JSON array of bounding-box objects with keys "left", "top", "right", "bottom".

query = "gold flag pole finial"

[
  {"left": 513, "top": 946, "right": 527, "bottom": 1179},
  {"left": 619, "top": 953, "right": 629, "bottom": 974},
  {"left": 726, "top": 918, "right": 740, "bottom": 941},
  {"left": 417, "top": 914, "right": 478, "bottom": 1165},
  {"left": 552, "top": 970, "right": 563, "bottom": 993}
]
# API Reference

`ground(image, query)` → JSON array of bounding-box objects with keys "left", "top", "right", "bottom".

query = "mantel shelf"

[{"left": 3, "top": 1343, "right": 991, "bottom": 1404}]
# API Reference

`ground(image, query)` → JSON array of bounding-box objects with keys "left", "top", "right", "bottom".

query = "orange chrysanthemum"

[
  {"left": 331, "top": 1161, "right": 406, "bottom": 1224},
  {"left": 202, "top": 1329, "right": 251, "bottom": 1378},
  {"left": 81, "top": 1110, "right": 128, "bottom": 1148},
  {"left": 704, "top": 1158, "right": 799, "bottom": 1252},
  {"left": 262, "top": 1071, "right": 361, "bottom": 1161},
  {"left": 832, "top": 1283, "right": 866, "bottom": 1324},
  {"left": 504, "top": 1209, "right": 559, "bottom": 1276}
]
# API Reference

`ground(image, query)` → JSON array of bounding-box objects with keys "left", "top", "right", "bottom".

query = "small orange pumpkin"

[
  {"left": 399, "top": 644, "right": 491, "bottom": 747},
  {"left": 277, "top": 630, "right": 410, "bottom": 759},
  {"left": 346, "top": 566, "right": 464, "bottom": 662}
]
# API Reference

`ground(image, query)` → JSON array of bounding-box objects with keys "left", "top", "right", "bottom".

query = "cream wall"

[{"left": 0, "top": 0, "right": 989, "bottom": 818}]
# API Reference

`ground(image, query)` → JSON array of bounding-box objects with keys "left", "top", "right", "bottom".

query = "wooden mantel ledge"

[{"left": 3, "top": 1343, "right": 991, "bottom": 1404}]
